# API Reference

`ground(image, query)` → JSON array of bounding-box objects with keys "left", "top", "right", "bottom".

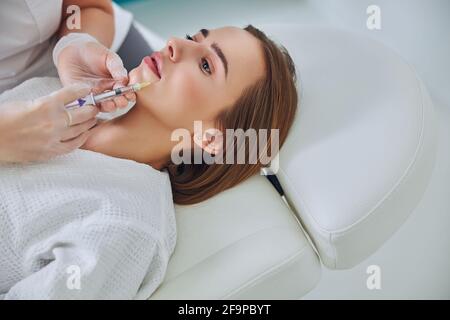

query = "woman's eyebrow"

[
  {"left": 211, "top": 43, "right": 228, "bottom": 77},
  {"left": 199, "top": 28, "right": 228, "bottom": 78}
]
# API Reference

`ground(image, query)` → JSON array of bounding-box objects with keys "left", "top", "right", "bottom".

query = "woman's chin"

[
  {"left": 128, "top": 61, "right": 161, "bottom": 115},
  {"left": 129, "top": 61, "right": 159, "bottom": 85},
  {"left": 128, "top": 66, "right": 143, "bottom": 84}
]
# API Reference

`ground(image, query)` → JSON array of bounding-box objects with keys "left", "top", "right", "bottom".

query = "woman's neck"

[{"left": 80, "top": 103, "right": 175, "bottom": 170}]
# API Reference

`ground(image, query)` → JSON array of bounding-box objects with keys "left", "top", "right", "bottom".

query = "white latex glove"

[
  {"left": 0, "top": 84, "right": 99, "bottom": 164},
  {"left": 53, "top": 33, "right": 136, "bottom": 113}
]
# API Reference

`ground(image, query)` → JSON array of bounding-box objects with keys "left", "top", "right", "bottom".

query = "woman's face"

[{"left": 128, "top": 26, "right": 265, "bottom": 133}]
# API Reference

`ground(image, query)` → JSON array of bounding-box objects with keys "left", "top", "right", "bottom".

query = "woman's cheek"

[
  {"left": 139, "top": 68, "right": 208, "bottom": 129},
  {"left": 138, "top": 85, "right": 185, "bottom": 129},
  {"left": 174, "top": 75, "right": 204, "bottom": 116},
  {"left": 136, "top": 89, "right": 153, "bottom": 109}
]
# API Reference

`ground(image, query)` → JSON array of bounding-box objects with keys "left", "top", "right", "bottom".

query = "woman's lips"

[{"left": 143, "top": 52, "right": 162, "bottom": 79}]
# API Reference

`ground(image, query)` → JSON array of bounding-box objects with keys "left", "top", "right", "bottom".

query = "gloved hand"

[
  {"left": 0, "top": 84, "right": 99, "bottom": 164},
  {"left": 53, "top": 33, "right": 136, "bottom": 113}
]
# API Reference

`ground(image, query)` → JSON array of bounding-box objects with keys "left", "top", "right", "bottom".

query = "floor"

[{"left": 120, "top": 0, "right": 450, "bottom": 299}]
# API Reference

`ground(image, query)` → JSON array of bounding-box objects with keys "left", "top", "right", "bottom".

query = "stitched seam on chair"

[
  {"left": 332, "top": 232, "right": 337, "bottom": 269},
  {"left": 278, "top": 168, "right": 319, "bottom": 234},
  {"left": 221, "top": 246, "right": 312, "bottom": 299},
  {"left": 277, "top": 168, "right": 334, "bottom": 266}
]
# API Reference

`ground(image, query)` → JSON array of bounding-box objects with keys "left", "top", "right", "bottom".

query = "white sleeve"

[{"left": 3, "top": 220, "right": 166, "bottom": 300}]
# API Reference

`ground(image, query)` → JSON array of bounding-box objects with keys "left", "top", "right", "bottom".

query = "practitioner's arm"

[{"left": 58, "top": 0, "right": 115, "bottom": 48}]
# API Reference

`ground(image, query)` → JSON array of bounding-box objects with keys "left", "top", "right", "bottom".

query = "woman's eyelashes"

[
  {"left": 201, "top": 58, "right": 211, "bottom": 75},
  {"left": 185, "top": 34, "right": 212, "bottom": 76}
]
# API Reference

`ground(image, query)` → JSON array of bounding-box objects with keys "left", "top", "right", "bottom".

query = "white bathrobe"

[{"left": 0, "top": 78, "right": 177, "bottom": 299}]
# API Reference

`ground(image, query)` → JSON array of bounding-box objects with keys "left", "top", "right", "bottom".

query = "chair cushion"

[
  {"left": 150, "top": 175, "right": 321, "bottom": 299},
  {"left": 263, "top": 25, "right": 438, "bottom": 269}
]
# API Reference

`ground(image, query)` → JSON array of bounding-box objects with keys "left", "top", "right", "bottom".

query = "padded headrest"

[
  {"left": 263, "top": 25, "right": 438, "bottom": 269},
  {"left": 111, "top": 7, "right": 438, "bottom": 270}
]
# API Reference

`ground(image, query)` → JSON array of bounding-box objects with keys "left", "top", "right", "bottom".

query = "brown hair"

[{"left": 165, "top": 25, "right": 298, "bottom": 205}]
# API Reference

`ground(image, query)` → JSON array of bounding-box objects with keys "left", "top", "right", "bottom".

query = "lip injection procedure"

[
  {"left": 0, "top": 0, "right": 299, "bottom": 301},
  {"left": 64, "top": 82, "right": 152, "bottom": 109}
]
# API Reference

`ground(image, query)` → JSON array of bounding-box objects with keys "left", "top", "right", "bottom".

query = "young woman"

[
  {"left": 0, "top": 25, "right": 298, "bottom": 299},
  {"left": 83, "top": 25, "right": 298, "bottom": 205}
]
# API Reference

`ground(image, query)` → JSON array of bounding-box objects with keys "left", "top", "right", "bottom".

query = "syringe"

[{"left": 64, "top": 82, "right": 152, "bottom": 109}]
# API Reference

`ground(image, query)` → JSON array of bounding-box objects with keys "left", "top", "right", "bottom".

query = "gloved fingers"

[
  {"left": 118, "top": 82, "right": 137, "bottom": 107},
  {"left": 98, "top": 97, "right": 126, "bottom": 113},
  {"left": 60, "top": 118, "right": 97, "bottom": 142},
  {"left": 99, "top": 100, "right": 117, "bottom": 113},
  {"left": 59, "top": 130, "right": 92, "bottom": 152},
  {"left": 85, "top": 78, "right": 117, "bottom": 94},
  {"left": 124, "top": 91, "right": 136, "bottom": 102},
  {"left": 111, "top": 82, "right": 130, "bottom": 109},
  {"left": 106, "top": 51, "right": 128, "bottom": 87},
  {"left": 97, "top": 83, "right": 132, "bottom": 112},
  {"left": 48, "top": 83, "right": 90, "bottom": 105},
  {"left": 113, "top": 96, "right": 129, "bottom": 109},
  {"left": 106, "top": 51, "right": 136, "bottom": 109},
  {"left": 67, "top": 104, "right": 100, "bottom": 126},
  {"left": 89, "top": 78, "right": 119, "bottom": 112}
]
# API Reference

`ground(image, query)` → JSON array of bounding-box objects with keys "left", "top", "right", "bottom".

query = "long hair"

[{"left": 165, "top": 25, "right": 298, "bottom": 205}]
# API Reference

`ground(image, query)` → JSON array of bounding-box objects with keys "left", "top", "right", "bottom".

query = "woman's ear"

[{"left": 193, "top": 127, "right": 223, "bottom": 156}]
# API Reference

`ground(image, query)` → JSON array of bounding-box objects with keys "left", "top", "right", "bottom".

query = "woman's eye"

[
  {"left": 185, "top": 33, "right": 211, "bottom": 75},
  {"left": 201, "top": 58, "right": 211, "bottom": 75}
]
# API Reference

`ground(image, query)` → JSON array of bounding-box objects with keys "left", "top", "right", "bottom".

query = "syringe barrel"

[{"left": 94, "top": 90, "right": 117, "bottom": 102}]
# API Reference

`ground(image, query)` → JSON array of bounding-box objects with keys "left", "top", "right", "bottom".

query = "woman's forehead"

[{"left": 208, "top": 27, "right": 265, "bottom": 85}]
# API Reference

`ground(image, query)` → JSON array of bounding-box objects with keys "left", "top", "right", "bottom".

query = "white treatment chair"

[{"left": 113, "top": 6, "right": 438, "bottom": 299}]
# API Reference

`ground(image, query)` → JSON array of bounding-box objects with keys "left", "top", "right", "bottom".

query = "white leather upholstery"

[
  {"left": 150, "top": 175, "right": 321, "bottom": 299},
  {"left": 262, "top": 25, "right": 438, "bottom": 269}
]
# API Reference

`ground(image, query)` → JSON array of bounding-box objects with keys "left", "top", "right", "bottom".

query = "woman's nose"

[{"left": 166, "top": 37, "right": 203, "bottom": 63}]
